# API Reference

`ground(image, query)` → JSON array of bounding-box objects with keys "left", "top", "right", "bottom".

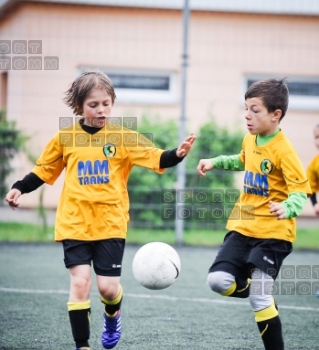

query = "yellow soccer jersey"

[
  {"left": 32, "top": 121, "right": 165, "bottom": 241},
  {"left": 227, "top": 131, "right": 311, "bottom": 243},
  {"left": 307, "top": 154, "right": 319, "bottom": 193}
]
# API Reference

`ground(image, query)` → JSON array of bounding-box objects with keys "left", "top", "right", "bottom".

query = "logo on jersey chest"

[
  {"left": 243, "top": 171, "right": 269, "bottom": 197},
  {"left": 77, "top": 160, "right": 109, "bottom": 185}
]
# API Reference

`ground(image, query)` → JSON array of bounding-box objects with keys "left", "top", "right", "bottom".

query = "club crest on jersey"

[
  {"left": 103, "top": 143, "right": 116, "bottom": 158},
  {"left": 260, "top": 159, "right": 273, "bottom": 175}
]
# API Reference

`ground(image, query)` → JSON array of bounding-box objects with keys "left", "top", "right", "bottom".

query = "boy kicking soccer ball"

[
  {"left": 197, "top": 78, "right": 311, "bottom": 350},
  {"left": 5, "top": 71, "right": 195, "bottom": 350}
]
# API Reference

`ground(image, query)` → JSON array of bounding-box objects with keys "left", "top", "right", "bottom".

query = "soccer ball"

[{"left": 132, "top": 242, "right": 181, "bottom": 290}]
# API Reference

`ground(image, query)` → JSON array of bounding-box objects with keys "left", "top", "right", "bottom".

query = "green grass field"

[
  {"left": 0, "top": 242, "right": 318, "bottom": 350},
  {"left": 0, "top": 221, "right": 319, "bottom": 250}
]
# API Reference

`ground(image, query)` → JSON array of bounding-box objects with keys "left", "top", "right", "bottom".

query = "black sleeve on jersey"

[
  {"left": 310, "top": 193, "right": 317, "bottom": 206},
  {"left": 160, "top": 148, "right": 185, "bottom": 168},
  {"left": 12, "top": 172, "right": 45, "bottom": 194}
]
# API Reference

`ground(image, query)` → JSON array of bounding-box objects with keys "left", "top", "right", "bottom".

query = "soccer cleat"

[
  {"left": 75, "top": 348, "right": 91, "bottom": 350},
  {"left": 101, "top": 311, "right": 122, "bottom": 349}
]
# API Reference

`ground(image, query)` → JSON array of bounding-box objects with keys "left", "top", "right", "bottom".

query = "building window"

[
  {"left": 245, "top": 76, "right": 319, "bottom": 111},
  {"left": 79, "top": 68, "right": 178, "bottom": 105},
  {"left": 108, "top": 73, "right": 170, "bottom": 91}
]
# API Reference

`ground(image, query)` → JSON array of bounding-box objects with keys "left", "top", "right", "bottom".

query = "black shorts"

[
  {"left": 209, "top": 231, "right": 292, "bottom": 281},
  {"left": 62, "top": 239, "right": 126, "bottom": 277}
]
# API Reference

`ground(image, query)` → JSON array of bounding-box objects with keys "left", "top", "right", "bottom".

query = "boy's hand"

[
  {"left": 313, "top": 203, "right": 319, "bottom": 216},
  {"left": 5, "top": 189, "right": 22, "bottom": 210},
  {"left": 176, "top": 133, "right": 196, "bottom": 157},
  {"left": 197, "top": 159, "right": 214, "bottom": 177},
  {"left": 269, "top": 201, "right": 286, "bottom": 220}
]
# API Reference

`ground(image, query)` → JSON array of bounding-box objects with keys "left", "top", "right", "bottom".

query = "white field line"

[{"left": 0, "top": 287, "right": 319, "bottom": 312}]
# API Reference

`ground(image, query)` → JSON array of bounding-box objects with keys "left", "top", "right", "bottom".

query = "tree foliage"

[
  {"left": 186, "top": 116, "right": 244, "bottom": 189},
  {"left": 127, "top": 113, "right": 180, "bottom": 227},
  {"left": 0, "top": 109, "right": 49, "bottom": 232},
  {"left": 127, "top": 113, "right": 244, "bottom": 228},
  {"left": 0, "top": 109, "right": 29, "bottom": 199},
  {"left": 127, "top": 113, "right": 180, "bottom": 192}
]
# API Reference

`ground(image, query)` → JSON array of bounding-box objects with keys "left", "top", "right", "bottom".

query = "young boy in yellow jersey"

[
  {"left": 5, "top": 71, "right": 196, "bottom": 350},
  {"left": 197, "top": 78, "right": 311, "bottom": 350},
  {"left": 307, "top": 124, "right": 319, "bottom": 216}
]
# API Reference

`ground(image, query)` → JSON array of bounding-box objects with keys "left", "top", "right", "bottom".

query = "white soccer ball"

[{"left": 132, "top": 242, "right": 181, "bottom": 290}]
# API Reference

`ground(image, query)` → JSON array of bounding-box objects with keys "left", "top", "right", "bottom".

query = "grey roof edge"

[{"left": 1, "top": 0, "right": 319, "bottom": 16}]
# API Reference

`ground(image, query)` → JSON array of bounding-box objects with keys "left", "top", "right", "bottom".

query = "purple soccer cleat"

[{"left": 101, "top": 311, "right": 122, "bottom": 349}]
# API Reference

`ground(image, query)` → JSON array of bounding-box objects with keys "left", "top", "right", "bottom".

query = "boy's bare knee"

[
  {"left": 99, "top": 285, "right": 119, "bottom": 300},
  {"left": 98, "top": 277, "right": 121, "bottom": 300},
  {"left": 70, "top": 275, "right": 92, "bottom": 300}
]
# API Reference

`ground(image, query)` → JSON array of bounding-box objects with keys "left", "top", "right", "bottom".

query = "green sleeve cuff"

[
  {"left": 281, "top": 192, "right": 308, "bottom": 219},
  {"left": 210, "top": 155, "right": 244, "bottom": 171}
]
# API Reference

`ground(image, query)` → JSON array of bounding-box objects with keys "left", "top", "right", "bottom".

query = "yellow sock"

[{"left": 255, "top": 300, "right": 278, "bottom": 322}]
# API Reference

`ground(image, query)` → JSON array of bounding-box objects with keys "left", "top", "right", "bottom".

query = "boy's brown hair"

[
  {"left": 64, "top": 71, "right": 116, "bottom": 115},
  {"left": 245, "top": 78, "right": 289, "bottom": 120}
]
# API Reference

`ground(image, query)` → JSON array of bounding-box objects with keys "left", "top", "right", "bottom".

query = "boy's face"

[
  {"left": 245, "top": 97, "right": 281, "bottom": 136},
  {"left": 82, "top": 88, "right": 113, "bottom": 127},
  {"left": 314, "top": 127, "right": 319, "bottom": 149}
]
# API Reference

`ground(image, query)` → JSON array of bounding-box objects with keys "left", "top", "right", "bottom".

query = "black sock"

[
  {"left": 104, "top": 297, "right": 123, "bottom": 315},
  {"left": 68, "top": 303, "right": 91, "bottom": 348},
  {"left": 257, "top": 316, "right": 284, "bottom": 350}
]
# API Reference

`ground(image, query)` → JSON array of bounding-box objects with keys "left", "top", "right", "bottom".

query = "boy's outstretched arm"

[
  {"left": 197, "top": 154, "right": 244, "bottom": 178},
  {"left": 197, "top": 159, "right": 214, "bottom": 177},
  {"left": 176, "top": 133, "right": 196, "bottom": 157},
  {"left": 5, "top": 172, "right": 45, "bottom": 210},
  {"left": 159, "top": 133, "right": 196, "bottom": 169},
  {"left": 5, "top": 189, "right": 22, "bottom": 210}
]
